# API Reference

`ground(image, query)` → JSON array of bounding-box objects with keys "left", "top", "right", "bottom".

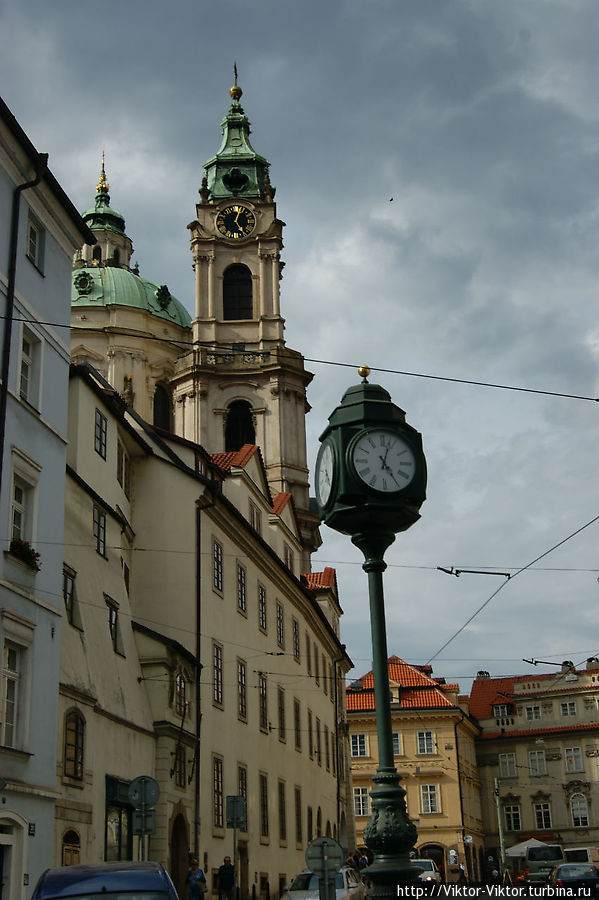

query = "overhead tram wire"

[
  {"left": 3, "top": 312, "right": 598, "bottom": 404},
  {"left": 425, "top": 511, "right": 599, "bottom": 665}
]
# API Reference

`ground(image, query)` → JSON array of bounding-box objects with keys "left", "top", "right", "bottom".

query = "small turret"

[{"left": 77, "top": 154, "right": 133, "bottom": 269}]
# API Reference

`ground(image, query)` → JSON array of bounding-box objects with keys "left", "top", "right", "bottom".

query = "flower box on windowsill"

[{"left": 6, "top": 540, "right": 41, "bottom": 572}]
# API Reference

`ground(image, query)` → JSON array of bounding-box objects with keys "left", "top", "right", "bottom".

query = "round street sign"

[
  {"left": 305, "top": 837, "right": 344, "bottom": 877},
  {"left": 128, "top": 775, "right": 160, "bottom": 808}
]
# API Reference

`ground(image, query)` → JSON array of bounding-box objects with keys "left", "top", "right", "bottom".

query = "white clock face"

[
  {"left": 352, "top": 429, "right": 416, "bottom": 493},
  {"left": 315, "top": 441, "right": 334, "bottom": 506}
]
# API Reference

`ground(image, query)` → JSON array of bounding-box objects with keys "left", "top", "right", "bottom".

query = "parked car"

[
  {"left": 283, "top": 867, "right": 366, "bottom": 900},
  {"left": 30, "top": 860, "right": 179, "bottom": 899},
  {"left": 410, "top": 859, "right": 442, "bottom": 884},
  {"left": 547, "top": 863, "right": 599, "bottom": 895}
]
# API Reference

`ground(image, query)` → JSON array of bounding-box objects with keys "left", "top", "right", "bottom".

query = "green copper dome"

[
  {"left": 72, "top": 267, "right": 192, "bottom": 329},
  {"left": 203, "top": 77, "right": 273, "bottom": 200}
]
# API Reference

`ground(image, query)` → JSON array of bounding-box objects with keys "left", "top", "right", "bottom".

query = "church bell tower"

[{"left": 171, "top": 76, "right": 320, "bottom": 557}]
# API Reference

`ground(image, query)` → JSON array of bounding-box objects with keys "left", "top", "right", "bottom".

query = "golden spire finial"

[
  {"left": 358, "top": 365, "right": 371, "bottom": 381},
  {"left": 230, "top": 62, "right": 242, "bottom": 100},
  {"left": 97, "top": 150, "right": 109, "bottom": 194}
]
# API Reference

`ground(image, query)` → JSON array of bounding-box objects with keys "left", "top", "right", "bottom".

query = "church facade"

[{"left": 59, "top": 81, "right": 354, "bottom": 898}]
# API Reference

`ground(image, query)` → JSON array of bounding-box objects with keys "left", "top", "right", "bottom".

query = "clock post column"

[{"left": 315, "top": 367, "right": 427, "bottom": 900}]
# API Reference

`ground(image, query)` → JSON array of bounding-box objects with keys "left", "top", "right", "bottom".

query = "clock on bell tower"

[{"left": 171, "top": 76, "right": 319, "bottom": 560}]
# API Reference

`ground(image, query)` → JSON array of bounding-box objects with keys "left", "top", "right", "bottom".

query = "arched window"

[
  {"left": 112, "top": 249, "right": 120, "bottom": 264},
  {"left": 92, "top": 246, "right": 102, "bottom": 263},
  {"left": 571, "top": 793, "right": 589, "bottom": 827},
  {"left": 62, "top": 829, "right": 81, "bottom": 866},
  {"left": 223, "top": 265, "right": 252, "bottom": 320},
  {"left": 225, "top": 400, "right": 255, "bottom": 451},
  {"left": 64, "top": 711, "right": 85, "bottom": 780},
  {"left": 153, "top": 384, "right": 171, "bottom": 431}
]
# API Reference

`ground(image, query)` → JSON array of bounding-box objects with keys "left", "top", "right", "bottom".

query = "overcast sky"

[{"left": 3, "top": 0, "right": 598, "bottom": 694}]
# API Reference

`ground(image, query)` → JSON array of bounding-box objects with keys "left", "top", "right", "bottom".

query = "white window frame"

[
  {"left": 565, "top": 746, "right": 583, "bottom": 773},
  {"left": 10, "top": 448, "right": 41, "bottom": 545},
  {"left": 528, "top": 749, "right": 547, "bottom": 776},
  {"left": 504, "top": 804, "right": 521, "bottom": 831},
  {"left": 353, "top": 786, "right": 370, "bottom": 817},
  {"left": 392, "top": 732, "right": 402, "bottom": 757},
  {"left": 571, "top": 793, "right": 589, "bottom": 828},
  {"left": 351, "top": 733, "right": 367, "bottom": 758},
  {"left": 276, "top": 602, "right": 284, "bottom": 647},
  {"left": 26, "top": 213, "right": 45, "bottom": 271},
  {"left": 525, "top": 704, "right": 541, "bottom": 721},
  {"left": 499, "top": 752, "right": 517, "bottom": 777},
  {"left": 420, "top": 784, "right": 439, "bottom": 814},
  {"left": 560, "top": 700, "right": 576, "bottom": 717},
  {"left": 534, "top": 801, "right": 552, "bottom": 829},
  {"left": 493, "top": 703, "right": 509, "bottom": 717},
  {"left": 0, "top": 610, "right": 34, "bottom": 751},
  {"left": 417, "top": 730, "right": 435, "bottom": 755}
]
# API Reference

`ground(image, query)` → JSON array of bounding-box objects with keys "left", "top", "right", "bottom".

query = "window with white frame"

[
  {"left": 528, "top": 749, "right": 546, "bottom": 776},
  {"left": 1, "top": 641, "right": 23, "bottom": 748},
  {"left": 504, "top": 804, "right": 521, "bottom": 831},
  {"left": 565, "top": 746, "right": 583, "bottom": 773},
  {"left": 560, "top": 700, "right": 576, "bottom": 717},
  {"left": 284, "top": 543, "right": 294, "bottom": 572},
  {"left": 353, "top": 786, "right": 370, "bottom": 817},
  {"left": 213, "top": 643, "right": 223, "bottom": 705},
  {"left": 174, "top": 672, "right": 186, "bottom": 717},
  {"left": 104, "top": 595, "right": 124, "bottom": 655},
  {"left": 420, "top": 784, "right": 439, "bottom": 814},
  {"left": 292, "top": 618, "right": 300, "bottom": 661},
  {"left": 11, "top": 476, "right": 29, "bottom": 541},
  {"left": 258, "top": 585, "right": 267, "bottom": 631},
  {"left": 525, "top": 704, "right": 541, "bottom": 721},
  {"left": 10, "top": 449, "right": 41, "bottom": 548},
  {"left": 237, "top": 659, "right": 247, "bottom": 720},
  {"left": 276, "top": 602, "right": 285, "bottom": 647},
  {"left": 26, "top": 213, "right": 45, "bottom": 270},
  {"left": 417, "top": 731, "right": 435, "bottom": 754},
  {"left": 93, "top": 504, "right": 106, "bottom": 556},
  {"left": 351, "top": 733, "right": 367, "bottom": 757},
  {"left": 499, "top": 752, "right": 517, "bottom": 777},
  {"left": 392, "top": 732, "right": 402, "bottom": 756},
  {"left": 493, "top": 703, "right": 510, "bottom": 717},
  {"left": 259, "top": 673, "right": 268, "bottom": 731},
  {"left": 534, "top": 801, "right": 552, "bottom": 829},
  {"left": 571, "top": 793, "right": 589, "bottom": 827},
  {"left": 237, "top": 563, "right": 246, "bottom": 612},
  {"left": 213, "top": 540, "right": 223, "bottom": 592},
  {"left": 94, "top": 409, "right": 107, "bottom": 459},
  {"left": 249, "top": 501, "right": 262, "bottom": 535},
  {"left": 213, "top": 756, "right": 224, "bottom": 827},
  {"left": 20, "top": 328, "right": 41, "bottom": 407}
]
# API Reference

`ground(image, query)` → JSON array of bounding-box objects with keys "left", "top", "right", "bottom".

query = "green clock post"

[{"left": 315, "top": 367, "right": 427, "bottom": 899}]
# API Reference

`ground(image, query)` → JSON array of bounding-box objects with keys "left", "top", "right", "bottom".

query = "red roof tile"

[
  {"left": 480, "top": 722, "right": 599, "bottom": 739},
  {"left": 469, "top": 669, "right": 594, "bottom": 719},
  {"left": 346, "top": 656, "right": 457, "bottom": 712},
  {"left": 210, "top": 444, "right": 259, "bottom": 473},
  {"left": 303, "top": 567, "right": 337, "bottom": 591},
  {"left": 272, "top": 492, "right": 292, "bottom": 515}
]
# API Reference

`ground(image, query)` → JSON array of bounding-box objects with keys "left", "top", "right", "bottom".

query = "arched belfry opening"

[
  {"left": 223, "top": 264, "right": 253, "bottom": 320},
  {"left": 92, "top": 245, "right": 102, "bottom": 264},
  {"left": 153, "top": 383, "right": 172, "bottom": 431},
  {"left": 225, "top": 400, "right": 255, "bottom": 451}
]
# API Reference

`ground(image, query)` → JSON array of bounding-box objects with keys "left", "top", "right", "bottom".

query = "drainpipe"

[
  {"left": 0, "top": 153, "right": 48, "bottom": 503},
  {"left": 194, "top": 490, "right": 216, "bottom": 857},
  {"left": 333, "top": 646, "right": 346, "bottom": 845},
  {"left": 454, "top": 721, "right": 468, "bottom": 878}
]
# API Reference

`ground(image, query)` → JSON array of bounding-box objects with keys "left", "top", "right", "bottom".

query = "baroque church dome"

[{"left": 72, "top": 156, "right": 191, "bottom": 329}]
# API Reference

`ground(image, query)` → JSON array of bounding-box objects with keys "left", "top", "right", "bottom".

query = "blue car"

[{"left": 30, "top": 860, "right": 179, "bottom": 899}]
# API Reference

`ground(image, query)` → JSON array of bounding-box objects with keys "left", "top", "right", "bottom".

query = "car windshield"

[
  {"left": 290, "top": 874, "right": 344, "bottom": 891},
  {"left": 411, "top": 861, "right": 434, "bottom": 871},
  {"left": 41, "top": 894, "right": 171, "bottom": 899},
  {"left": 528, "top": 847, "right": 562, "bottom": 861},
  {"left": 559, "top": 866, "right": 598, "bottom": 877}
]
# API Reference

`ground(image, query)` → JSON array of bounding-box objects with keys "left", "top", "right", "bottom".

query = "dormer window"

[{"left": 493, "top": 703, "right": 510, "bottom": 717}]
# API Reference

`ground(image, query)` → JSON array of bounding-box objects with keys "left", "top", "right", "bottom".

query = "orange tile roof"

[
  {"left": 210, "top": 444, "right": 259, "bottom": 472},
  {"left": 346, "top": 656, "right": 457, "bottom": 712},
  {"left": 480, "top": 722, "right": 599, "bottom": 740},
  {"left": 272, "top": 492, "right": 292, "bottom": 515},
  {"left": 469, "top": 669, "right": 594, "bottom": 719},
  {"left": 303, "top": 567, "right": 337, "bottom": 591}
]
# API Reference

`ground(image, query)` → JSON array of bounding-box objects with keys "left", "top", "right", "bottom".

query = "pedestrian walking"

[
  {"left": 218, "top": 855, "right": 236, "bottom": 900},
  {"left": 187, "top": 858, "right": 207, "bottom": 900}
]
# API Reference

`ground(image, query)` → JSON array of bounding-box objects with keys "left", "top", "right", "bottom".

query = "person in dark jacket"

[{"left": 218, "top": 856, "right": 235, "bottom": 900}]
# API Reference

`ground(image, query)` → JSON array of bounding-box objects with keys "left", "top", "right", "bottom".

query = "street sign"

[
  {"left": 133, "top": 809, "right": 156, "bottom": 835},
  {"left": 128, "top": 775, "right": 160, "bottom": 809},
  {"left": 226, "top": 795, "right": 246, "bottom": 829},
  {"left": 305, "top": 836, "right": 344, "bottom": 877}
]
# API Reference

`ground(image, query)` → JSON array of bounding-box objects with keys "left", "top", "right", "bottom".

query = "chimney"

[
  {"left": 476, "top": 670, "right": 490, "bottom": 680},
  {"left": 586, "top": 657, "right": 599, "bottom": 672}
]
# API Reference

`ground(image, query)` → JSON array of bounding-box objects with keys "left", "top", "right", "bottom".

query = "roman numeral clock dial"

[
  {"left": 216, "top": 205, "right": 256, "bottom": 239},
  {"left": 351, "top": 429, "right": 416, "bottom": 493}
]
